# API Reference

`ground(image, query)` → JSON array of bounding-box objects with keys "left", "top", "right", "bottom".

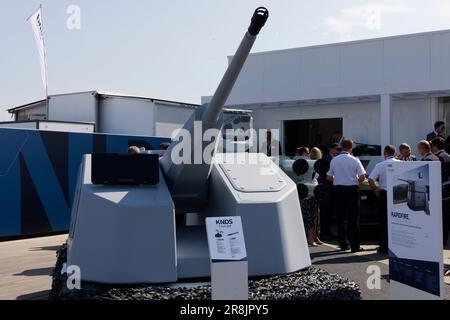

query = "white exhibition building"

[{"left": 217, "top": 29, "right": 450, "bottom": 155}]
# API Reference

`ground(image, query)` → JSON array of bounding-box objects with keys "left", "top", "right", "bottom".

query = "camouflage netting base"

[{"left": 49, "top": 244, "right": 361, "bottom": 300}]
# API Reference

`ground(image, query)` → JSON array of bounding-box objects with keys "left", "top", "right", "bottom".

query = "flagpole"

[
  {"left": 27, "top": 4, "right": 49, "bottom": 119},
  {"left": 40, "top": 4, "right": 49, "bottom": 119}
]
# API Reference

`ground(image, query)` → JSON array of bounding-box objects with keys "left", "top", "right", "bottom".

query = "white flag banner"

[{"left": 27, "top": 6, "right": 47, "bottom": 94}]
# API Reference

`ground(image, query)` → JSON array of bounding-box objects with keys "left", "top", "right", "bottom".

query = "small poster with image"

[{"left": 387, "top": 161, "right": 444, "bottom": 300}]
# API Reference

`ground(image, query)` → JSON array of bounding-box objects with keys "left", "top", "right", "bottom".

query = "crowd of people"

[{"left": 292, "top": 121, "right": 450, "bottom": 256}]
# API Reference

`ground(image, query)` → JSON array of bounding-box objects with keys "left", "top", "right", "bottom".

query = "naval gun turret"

[
  {"left": 67, "top": 7, "right": 311, "bottom": 284},
  {"left": 398, "top": 173, "right": 430, "bottom": 214},
  {"left": 161, "top": 7, "right": 269, "bottom": 212}
]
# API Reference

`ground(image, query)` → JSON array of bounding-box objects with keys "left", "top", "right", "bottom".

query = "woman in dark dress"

[{"left": 300, "top": 147, "right": 323, "bottom": 247}]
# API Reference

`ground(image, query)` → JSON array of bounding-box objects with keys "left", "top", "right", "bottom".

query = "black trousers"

[
  {"left": 319, "top": 184, "right": 333, "bottom": 236},
  {"left": 333, "top": 185, "right": 360, "bottom": 250},
  {"left": 378, "top": 190, "right": 388, "bottom": 251},
  {"left": 443, "top": 199, "right": 450, "bottom": 247}
]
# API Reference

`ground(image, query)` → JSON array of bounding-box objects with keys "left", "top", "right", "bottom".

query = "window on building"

[{"left": 283, "top": 118, "right": 343, "bottom": 156}]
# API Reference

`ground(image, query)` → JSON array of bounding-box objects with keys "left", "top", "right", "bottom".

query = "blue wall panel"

[
  {"left": 0, "top": 128, "right": 169, "bottom": 238},
  {"left": 0, "top": 160, "right": 21, "bottom": 236}
]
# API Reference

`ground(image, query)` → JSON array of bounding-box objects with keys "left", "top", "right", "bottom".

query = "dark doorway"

[{"left": 284, "top": 118, "right": 343, "bottom": 156}]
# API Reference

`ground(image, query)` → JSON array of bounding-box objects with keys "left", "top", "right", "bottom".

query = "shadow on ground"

[
  {"left": 16, "top": 290, "right": 49, "bottom": 300},
  {"left": 29, "top": 245, "right": 62, "bottom": 251},
  {"left": 14, "top": 267, "right": 53, "bottom": 277}
]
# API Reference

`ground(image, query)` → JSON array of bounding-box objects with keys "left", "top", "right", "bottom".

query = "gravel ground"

[{"left": 50, "top": 244, "right": 361, "bottom": 300}]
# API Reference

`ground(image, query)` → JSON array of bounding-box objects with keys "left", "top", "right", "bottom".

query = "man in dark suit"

[
  {"left": 319, "top": 143, "right": 342, "bottom": 240},
  {"left": 398, "top": 143, "right": 417, "bottom": 161},
  {"left": 262, "top": 131, "right": 282, "bottom": 157},
  {"left": 418, "top": 140, "right": 439, "bottom": 161},
  {"left": 446, "top": 136, "right": 450, "bottom": 154},
  {"left": 431, "top": 137, "right": 450, "bottom": 163},
  {"left": 324, "top": 143, "right": 342, "bottom": 162},
  {"left": 426, "top": 121, "right": 446, "bottom": 141},
  {"left": 431, "top": 137, "right": 450, "bottom": 247}
]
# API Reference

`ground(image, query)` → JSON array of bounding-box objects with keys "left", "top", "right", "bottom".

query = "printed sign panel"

[
  {"left": 206, "top": 216, "right": 247, "bottom": 262},
  {"left": 387, "top": 161, "right": 444, "bottom": 299}
]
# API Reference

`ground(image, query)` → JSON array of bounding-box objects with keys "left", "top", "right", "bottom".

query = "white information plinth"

[
  {"left": 206, "top": 216, "right": 248, "bottom": 300},
  {"left": 387, "top": 161, "right": 444, "bottom": 300}
]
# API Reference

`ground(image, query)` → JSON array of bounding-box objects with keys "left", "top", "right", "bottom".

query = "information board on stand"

[
  {"left": 206, "top": 216, "right": 248, "bottom": 300},
  {"left": 387, "top": 161, "right": 444, "bottom": 300}
]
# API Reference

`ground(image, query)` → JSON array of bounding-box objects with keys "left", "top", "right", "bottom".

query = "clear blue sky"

[{"left": 3, "top": 0, "right": 450, "bottom": 121}]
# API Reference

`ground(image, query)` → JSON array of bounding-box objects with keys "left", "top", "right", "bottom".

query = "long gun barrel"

[
  {"left": 202, "top": 7, "right": 269, "bottom": 127},
  {"left": 161, "top": 7, "right": 269, "bottom": 212}
]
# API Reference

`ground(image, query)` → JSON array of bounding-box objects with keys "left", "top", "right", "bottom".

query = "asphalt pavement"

[{"left": 309, "top": 241, "right": 450, "bottom": 300}]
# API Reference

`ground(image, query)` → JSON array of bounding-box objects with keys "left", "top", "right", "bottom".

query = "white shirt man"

[
  {"left": 369, "top": 156, "right": 400, "bottom": 191},
  {"left": 327, "top": 152, "right": 366, "bottom": 186},
  {"left": 326, "top": 139, "right": 366, "bottom": 253},
  {"left": 368, "top": 145, "right": 400, "bottom": 254}
]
